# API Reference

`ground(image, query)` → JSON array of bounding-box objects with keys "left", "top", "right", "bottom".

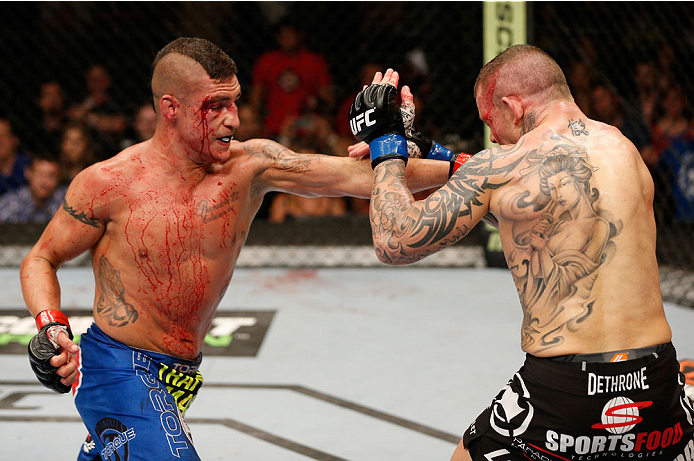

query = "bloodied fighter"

[{"left": 21, "top": 37, "right": 453, "bottom": 460}]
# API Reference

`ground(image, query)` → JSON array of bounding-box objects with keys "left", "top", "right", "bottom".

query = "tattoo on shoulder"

[
  {"left": 63, "top": 200, "right": 100, "bottom": 228},
  {"left": 243, "top": 140, "right": 311, "bottom": 173},
  {"left": 568, "top": 118, "right": 589, "bottom": 136},
  {"left": 96, "top": 255, "right": 139, "bottom": 327}
]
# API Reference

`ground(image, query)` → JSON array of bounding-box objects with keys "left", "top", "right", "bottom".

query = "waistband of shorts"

[
  {"left": 548, "top": 342, "right": 671, "bottom": 364},
  {"left": 522, "top": 342, "right": 677, "bottom": 396},
  {"left": 83, "top": 322, "right": 202, "bottom": 369}
]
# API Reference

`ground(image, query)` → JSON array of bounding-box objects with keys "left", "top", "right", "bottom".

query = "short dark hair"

[
  {"left": 150, "top": 37, "right": 238, "bottom": 85},
  {"left": 28, "top": 149, "right": 59, "bottom": 165}
]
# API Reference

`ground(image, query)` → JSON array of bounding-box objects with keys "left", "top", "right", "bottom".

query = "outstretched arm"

[{"left": 235, "top": 138, "right": 450, "bottom": 199}]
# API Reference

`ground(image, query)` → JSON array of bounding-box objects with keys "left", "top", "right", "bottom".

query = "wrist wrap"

[
  {"left": 449, "top": 153, "right": 472, "bottom": 178},
  {"left": 36, "top": 309, "right": 71, "bottom": 331},
  {"left": 428, "top": 142, "right": 455, "bottom": 162},
  {"left": 370, "top": 133, "right": 408, "bottom": 169}
]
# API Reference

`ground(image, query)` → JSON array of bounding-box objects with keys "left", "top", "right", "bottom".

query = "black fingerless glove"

[
  {"left": 28, "top": 310, "right": 73, "bottom": 394},
  {"left": 349, "top": 84, "right": 408, "bottom": 168}
]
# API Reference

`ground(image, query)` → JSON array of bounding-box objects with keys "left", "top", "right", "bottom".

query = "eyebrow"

[
  {"left": 203, "top": 96, "right": 231, "bottom": 105},
  {"left": 203, "top": 92, "right": 242, "bottom": 106}
]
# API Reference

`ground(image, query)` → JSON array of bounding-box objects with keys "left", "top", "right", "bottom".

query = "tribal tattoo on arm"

[
  {"left": 96, "top": 256, "right": 139, "bottom": 327},
  {"left": 370, "top": 146, "right": 523, "bottom": 264},
  {"left": 62, "top": 200, "right": 100, "bottom": 228}
]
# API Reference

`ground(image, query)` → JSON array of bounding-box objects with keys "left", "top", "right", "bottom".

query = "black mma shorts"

[{"left": 463, "top": 343, "right": 694, "bottom": 460}]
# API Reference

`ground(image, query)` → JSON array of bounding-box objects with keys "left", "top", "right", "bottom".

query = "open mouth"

[{"left": 217, "top": 136, "right": 233, "bottom": 144}]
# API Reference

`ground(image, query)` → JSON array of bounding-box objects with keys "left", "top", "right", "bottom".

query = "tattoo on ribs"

[
  {"left": 502, "top": 136, "right": 621, "bottom": 352},
  {"left": 97, "top": 256, "right": 139, "bottom": 327},
  {"left": 63, "top": 200, "right": 100, "bottom": 228}
]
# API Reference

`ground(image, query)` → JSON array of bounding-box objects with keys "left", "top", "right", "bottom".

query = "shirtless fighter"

[
  {"left": 349, "top": 45, "right": 694, "bottom": 460},
  {"left": 21, "top": 37, "right": 453, "bottom": 461}
]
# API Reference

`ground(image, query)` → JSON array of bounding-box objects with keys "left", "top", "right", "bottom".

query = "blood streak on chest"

[{"left": 123, "top": 194, "right": 210, "bottom": 320}]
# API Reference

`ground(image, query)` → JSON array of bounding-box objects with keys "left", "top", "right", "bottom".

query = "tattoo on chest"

[
  {"left": 96, "top": 256, "right": 139, "bottom": 327},
  {"left": 195, "top": 191, "right": 240, "bottom": 223},
  {"left": 63, "top": 200, "right": 100, "bottom": 228},
  {"left": 502, "top": 136, "right": 621, "bottom": 352}
]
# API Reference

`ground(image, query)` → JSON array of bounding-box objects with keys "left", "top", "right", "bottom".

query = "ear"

[
  {"left": 501, "top": 96, "right": 524, "bottom": 125},
  {"left": 158, "top": 95, "right": 178, "bottom": 122}
]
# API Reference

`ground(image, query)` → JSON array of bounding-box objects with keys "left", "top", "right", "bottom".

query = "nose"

[{"left": 226, "top": 106, "right": 240, "bottom": 130}]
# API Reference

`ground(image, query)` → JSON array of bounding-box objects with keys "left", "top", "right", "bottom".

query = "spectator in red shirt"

[{"left": 249, "top": 19, "right": 334, "bottom": 138}]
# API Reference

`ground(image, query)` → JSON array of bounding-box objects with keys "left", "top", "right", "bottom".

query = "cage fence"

[{"left": 0, "top": 2, "right": 691, "bottom": 306}]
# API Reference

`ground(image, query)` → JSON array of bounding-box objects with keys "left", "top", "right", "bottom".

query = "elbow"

[
  {"left": 372, "top": 237, "right": 413, "bottom": 266},
  {"left": 373, "top": 237, "right": 395, "bottom": 265},
  {"left": 21, "top": 250, "right": 58, "bottom": 275},
  {"left": 374, "top": 248, "right": 396, "bottom": 265}
]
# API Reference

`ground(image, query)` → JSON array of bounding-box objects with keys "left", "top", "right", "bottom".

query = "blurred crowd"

[
  {"left": 565, "top": 41, "right": 694, "bottom": 228},
  {"left": 1, "top": 19, "right": 692, "bottom": 228}
]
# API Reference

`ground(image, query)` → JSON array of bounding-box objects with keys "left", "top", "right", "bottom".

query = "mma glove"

[
  {"left": 28, "top": 309, "right": 74, "bottom": 393},
  {"left": 349, "top": 83, "right": 408, "bottom": 169},
  {"left": 399, "top": 90, "right": 471, "bottom": 177},
  {"left": 349, "top": 82, "right": 472, "bottom": 175},
  {"left": 406, "top": 129, "right": 472, "bottom": 178}
]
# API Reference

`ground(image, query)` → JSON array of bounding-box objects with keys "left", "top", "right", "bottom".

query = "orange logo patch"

[
  {"left": 610, "top": 352, "right": 629, "bottom": 362},
  {"left": 680, "top": 359, "right": 694, "bottom": 386}
]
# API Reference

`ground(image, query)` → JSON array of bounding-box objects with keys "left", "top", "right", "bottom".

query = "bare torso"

[
  {"left": 370, "top": 103, "right": 671, "bottom": 358},
  {"left": 83, "top": 142, "right": 263, "bottom": 358},
  {"left": 36, "top": 135, "right": 446, "bottom": 360},
  {"left": 490, "top": 115, "right": 670, "bottom": 356}
]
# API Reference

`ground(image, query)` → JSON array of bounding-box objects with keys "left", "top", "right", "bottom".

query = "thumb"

[
  {"left": 57, "top": 330, "right": 79, "bottom": 354},
  {"left": 400, "top": 85, "right": 415, "bottom": 132},
  {"left": 400, "top": 85, "right": 414, "bottom": 105}
]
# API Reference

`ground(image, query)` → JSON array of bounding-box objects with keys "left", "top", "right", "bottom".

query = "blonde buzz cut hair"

[{"left": 474, "top": 44, "right": 573, "bottom": 106}]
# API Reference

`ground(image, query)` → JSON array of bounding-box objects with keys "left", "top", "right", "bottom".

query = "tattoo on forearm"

[
  {"left": 97, "top": 256, "right": 139, "bottom": 327},
  {"left": 371, "top": 146, "right": 522, "bottom": 264},
  {"left": 63, "top": 200, "right": 100, "bottom": 228}
]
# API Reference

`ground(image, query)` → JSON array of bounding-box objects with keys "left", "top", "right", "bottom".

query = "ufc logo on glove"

[{"left": 349, "top": 108, "right": 376, "bottom": 136}]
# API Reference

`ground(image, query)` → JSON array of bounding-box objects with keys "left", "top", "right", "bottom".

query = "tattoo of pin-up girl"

[{"left": 506, "top": 143, "right": 620, "bottom": 350}]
